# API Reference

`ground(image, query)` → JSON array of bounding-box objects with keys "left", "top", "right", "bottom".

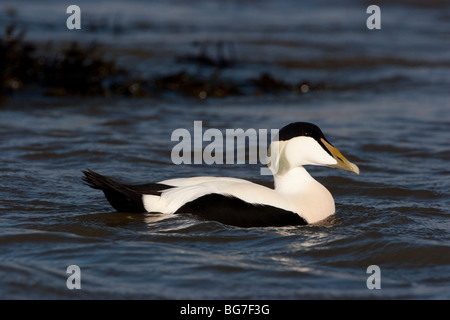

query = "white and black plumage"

[{"left": 83, "top": 122, "right": 359, "bottom": 227}]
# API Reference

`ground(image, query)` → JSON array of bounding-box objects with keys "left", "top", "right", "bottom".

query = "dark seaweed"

[{"left": 0, "top": 25, "right": 325, "bottom": 102}]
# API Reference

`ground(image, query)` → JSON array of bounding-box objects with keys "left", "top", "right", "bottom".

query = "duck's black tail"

[{"left": 82, "top": 169, "right": 147, "bottom": 213}]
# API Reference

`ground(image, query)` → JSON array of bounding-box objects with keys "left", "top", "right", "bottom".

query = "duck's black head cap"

[
  {"left": 277, "top": 122, "right": 333, "bottom": 155},
  {"left": 278, "top": 122, "right": 327, "bottom": 142}
]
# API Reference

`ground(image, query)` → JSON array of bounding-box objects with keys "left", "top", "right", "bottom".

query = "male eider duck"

[{"left": 83, "top": 122, "right": 359, "bottom": 227}]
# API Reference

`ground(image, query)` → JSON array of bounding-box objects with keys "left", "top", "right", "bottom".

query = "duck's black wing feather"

[
  {"left": 176, "top": 193, "right": 307, "bottom": 227},
  {"left": 82, "top": 169, "right": 171, "bottom": 213}
]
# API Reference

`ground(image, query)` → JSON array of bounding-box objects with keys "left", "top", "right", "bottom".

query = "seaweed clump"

[
  {"left": 0, "top": 26, "right": 36, "bottom": 98},
  {"left": 39, "top": 42, "right": 126, "bottom": 96},
  {"left": 0, "top": 25, "right": 133, "bottom": 99}
]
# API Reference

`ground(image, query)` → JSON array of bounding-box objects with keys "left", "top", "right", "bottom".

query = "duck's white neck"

[
  {"left": 273, "top": 166, "right": 314, "bottom": 193},
  {"left": 272, "top": 166, "right": 335, "bottom": 224}
]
